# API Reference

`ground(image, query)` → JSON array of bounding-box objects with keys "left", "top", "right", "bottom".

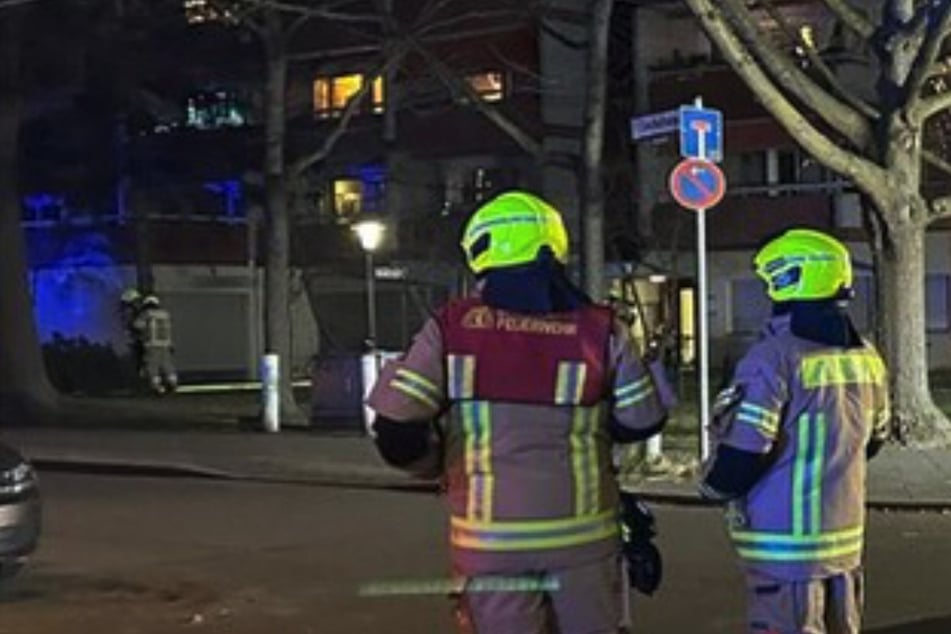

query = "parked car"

[{"left": 0, "top": 439, "right": 40, "bottom": 580}]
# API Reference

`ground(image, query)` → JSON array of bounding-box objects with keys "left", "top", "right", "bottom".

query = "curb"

[
  {"left": 31, "top": 457, "right": 439, "bottom": 493},
  {"left": 29, "top": 457, "right": 951, "bottom": 513}
]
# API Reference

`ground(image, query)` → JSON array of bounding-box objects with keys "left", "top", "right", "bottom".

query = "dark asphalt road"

[{"left": 1, "top": 472, "right": 949, "bottom": 633}]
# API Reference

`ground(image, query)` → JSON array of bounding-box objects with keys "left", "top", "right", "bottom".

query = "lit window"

[
  {"left": 334, "top": 179, "right": 364, "bottom": 222},
  {"left": 183, "top": 0, "right": 233, "bottom": 24},
  {"left": 465, "top": 71, "right": 505, "bottom": 102},
  {"left": 313, "top": 75, "right": 385, "bottom": 118},
  {"left": 185, "top": 90, "right": 247, "bottom": 129}
]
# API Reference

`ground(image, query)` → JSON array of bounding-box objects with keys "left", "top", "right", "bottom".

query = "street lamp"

[{"left": 352, "top": 219, "right": 386, "bottom": 352}]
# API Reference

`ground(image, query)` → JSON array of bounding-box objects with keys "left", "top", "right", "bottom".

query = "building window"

[
  {"left": 333, "top": 179, "right": 364, "bottom": 222},
  {"left": 186, "top": 90, "right": 247, "bottom": 129},
  {"left": 313, "top": 74, "right": 384, "bottom": 118},
  {"left": 464, "top": 71, "right": 505, "bottom": 102},
  {"left": 732, "top": 151, "right": 767, "bottom": 187},
  {"left": 183, "top": 0, "right": 234, "bottom": 24}
]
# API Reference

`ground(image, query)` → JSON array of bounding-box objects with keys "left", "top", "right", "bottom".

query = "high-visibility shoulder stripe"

[
  {"left": 556, "top": 362, "right": 588, "bottom": 406},
  {"left": 448, "top": 354, "right": 476, "bottom": 400},
  {"left": 801, "top": 351, "right": 886, "bottom": 388}
]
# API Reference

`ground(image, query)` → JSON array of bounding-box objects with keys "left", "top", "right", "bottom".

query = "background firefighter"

[
  {"left": 131, "top": 294, "right": 178, "bottom": 394},
  {"left": 699, "top": 228, "right": 891, "bottom": 634},
  {"left": 366, "top": 191, "right": 670, "bottom": 634}
]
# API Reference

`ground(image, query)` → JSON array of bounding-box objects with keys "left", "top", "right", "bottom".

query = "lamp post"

[
  {"left": 353, "top": 219, "right": 385, "bottom": 436},
  {"left": 352, "top": 219, "right": 386, "bottom": 351}
]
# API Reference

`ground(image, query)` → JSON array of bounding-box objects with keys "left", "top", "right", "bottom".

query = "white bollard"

[
  {"left": 261, "top": 353, "right": 280, "bottom": 433},
  {"left": 361, "top": 351, "right": 381, "bottom": 436}
]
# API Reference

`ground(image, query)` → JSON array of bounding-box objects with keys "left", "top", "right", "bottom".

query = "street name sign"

[{"left": 630, "top": 109, "right": 679, "bottom": 141}]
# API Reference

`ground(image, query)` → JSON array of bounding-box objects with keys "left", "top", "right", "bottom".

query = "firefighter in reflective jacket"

[
  {"left": 699, "top": 229, "right": 890, "bottom": 634},
  {"left": 133, "top": 294, "right": 178, "bottom": 394},
  {"left": 366, "top": 191, "right": 669, "bottom": 634}
]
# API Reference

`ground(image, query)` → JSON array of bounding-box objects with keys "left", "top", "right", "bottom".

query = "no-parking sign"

[{"left": 668, "top": 158, "right": 726, "bottom": 211}]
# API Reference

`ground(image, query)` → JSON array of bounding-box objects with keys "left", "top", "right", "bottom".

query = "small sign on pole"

[
  {"left": 630, "top": 109, "right": 680, "bottom": 141},
  {"left": 669, "top": 158, "right": 726, "bottom": 211},
  {"left": 679, "top": 105, "right": 723, "bottom": 162}
]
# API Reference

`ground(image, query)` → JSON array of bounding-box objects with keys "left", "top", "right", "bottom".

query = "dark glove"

[{"left": 619, "top": 491, "right": 662, "bottom": 595}]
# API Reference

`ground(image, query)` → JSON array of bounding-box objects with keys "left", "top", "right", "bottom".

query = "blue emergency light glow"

[{"left": 29, "top": 230, "right": 122, "bottom": 344}]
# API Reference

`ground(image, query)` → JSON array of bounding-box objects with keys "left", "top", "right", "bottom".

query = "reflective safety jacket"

[
  {"left": 134, "top": 308, "right": 174, "bottom": 349},
  {"left": 710, "top": 314, "right": 890, "bottom": 580},
  {"left": 366, "top": 296, "right": 668, "bottom": 569}
]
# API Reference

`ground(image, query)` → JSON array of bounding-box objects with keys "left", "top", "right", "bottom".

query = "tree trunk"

[
  {"left": 262, "top": 15, "right": 303, "bottom": 425},
  {"left": 580, "top": 0, "right": 612, "bottom": 300},
  {"left": 879, "top": 219, "right": 951, "bottom": 446},
  {"left": 0, "top": 13, "right": 57, "bottom": 422}
]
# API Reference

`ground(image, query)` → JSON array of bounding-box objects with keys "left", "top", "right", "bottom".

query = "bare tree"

[
  {"left": 0, "top": 6, "right": 58, "bottom": 422},
  {"left": 683, "top": 0, "right": 951, "bottom": 445},
  {"left": 581, "top": 0, "right": 612, "bottom": 300}
]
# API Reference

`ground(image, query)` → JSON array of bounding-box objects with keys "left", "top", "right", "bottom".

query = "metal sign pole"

[
  {"left": 697, "top": 206, "right": 710, "bottom": 461},
  {"left": 694, "top": 97, "right": 711, "bottom": 463}
]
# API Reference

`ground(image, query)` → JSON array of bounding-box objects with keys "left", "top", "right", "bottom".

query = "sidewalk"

[{"left": 4, "top": 420, "right": 951, "bottom": 510}]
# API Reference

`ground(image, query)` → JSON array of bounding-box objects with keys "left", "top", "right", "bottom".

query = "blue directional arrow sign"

[{"left": 679, "top": 105, "right": 723, "bottom": 162}]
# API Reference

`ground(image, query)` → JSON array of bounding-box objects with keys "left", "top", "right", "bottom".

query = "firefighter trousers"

[
  {"left": 454, "top": 552, "right": 622, "bottom": 634},
  {"left": 746, "top": 569, "right": 863, "bottom": 634}
]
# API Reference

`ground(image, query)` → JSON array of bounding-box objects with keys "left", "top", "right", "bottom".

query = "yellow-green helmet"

[
  {"left": 460, "top": 191, "right": 569, "bottom": 275},
  {"left": 753, "top": 228, "right": 853, "bottom": 302}
]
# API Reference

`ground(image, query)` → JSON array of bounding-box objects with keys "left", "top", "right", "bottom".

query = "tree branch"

[
  {"left": 923, "top": 148, "right": 951, "bottom": 181},
  {"left": 415, "top": 9, "right": 528, "bottom": 39},
  {"left": 917, "top": 88, "right": 951, "bottom": 122},
  {"left": 720, "top": 0, "right": 874, "bottom": 149},
  {"left": 275, "top": 1, "right": 381, "bottom": 23},
  {"left": 820, "top": 0, "right": 874, "bottom": 39},
  {"left": 758, "top": 0, "right": 878, "bottom": 120},
  {"left": 906, "top": 0, "right": 951, "bottom": 122},
  {"left": 408, "top": 35, "right": 544, "bottom": 158},
  {"left": 291, "top": 40, "right": 410, "bottom": 176},
  {"left": 685, "top": 0, "right": 888, "bottom": 200},
  {"left": 0, "top": 0, "right": 39, "bottom": 9}
]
